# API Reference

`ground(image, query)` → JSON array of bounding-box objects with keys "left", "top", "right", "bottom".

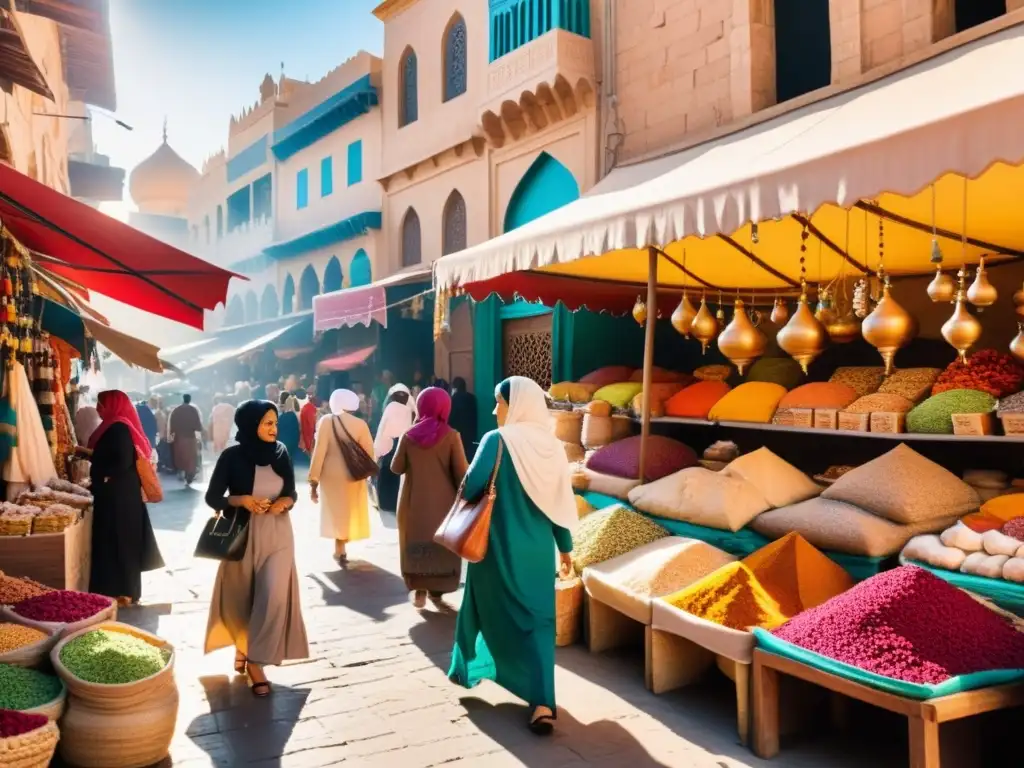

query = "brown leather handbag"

[
  {"left": 434, "top": 442, "right": 502, "bottom": 563},
  {"left": 331, "top": 416, "right": 379, "bottom": 482}
]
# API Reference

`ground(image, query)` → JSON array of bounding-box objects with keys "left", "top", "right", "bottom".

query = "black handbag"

[{"left": 193, "top": 506, "right": 251, "bottom": 561}]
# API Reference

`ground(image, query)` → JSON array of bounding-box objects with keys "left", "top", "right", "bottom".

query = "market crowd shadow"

[
  {"left": 308, "top": 560, "right": 408, "bottom": 622},
  {"left": 408, "top": 607, "right": 457, "bottom": 671}
]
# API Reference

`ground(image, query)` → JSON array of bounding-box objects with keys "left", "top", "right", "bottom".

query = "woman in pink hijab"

[{"left": 391, "top": 387, "right": 469, "bottom": 609}]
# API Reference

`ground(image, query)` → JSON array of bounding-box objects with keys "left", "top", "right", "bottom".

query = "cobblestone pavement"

[{"left": 114, "top": 464, "right": 905, "bottom": 767}]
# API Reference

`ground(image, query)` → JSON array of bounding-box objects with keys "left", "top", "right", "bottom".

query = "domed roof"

[{"left": 129, "top": 121, "right": 199, "bottom": 212}]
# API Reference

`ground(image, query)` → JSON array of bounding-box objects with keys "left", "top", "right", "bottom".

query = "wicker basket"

[
  {"left": 3, "top": 597, "right": 116, "bottom": 639},
  {"left": 0, "top": 622, "right": 58, "bottom": 668},
  {"left": 0, "top": 718, "right": 59, "bottom": 768},
  {"left": 22, "top": 682, "right": 66, "bottom": 721},
  {"left": 555, "top": 576, "right": 584, "bottom": 647},
  {"left": 552, "top": 410, "right": 583, "bottom": 445},
  {"left": 581, "top": 414, "right": 613, "bottom": 449}
]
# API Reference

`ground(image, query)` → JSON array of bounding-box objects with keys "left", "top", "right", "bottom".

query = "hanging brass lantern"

[
  {"left": 715, "top": 304, "right": 726, "bottom": 327},
  {"left": 777, "top": 289, "right": 828, "bottom": 374},
  {"left": 770, "top": 297, "right": 789, "bottom": 325},
  {"left": 827, "top": 313, "right": 860, "bottom": 344},
  {"left": 717, "top": 298, "right": 766, "bottom": 375},
  {"left": 966, "top": 255, "right": 998, "bottom": 309},
  {"left": 941, "top": 268, "right": 982, "bottom": 364},
  {"left": 1011, "top": 323, "right": 1024, "bottom": 364},
  {"left": 632, "top": 296, "right": 647, "bottom": 326},
  {"left": 670, "top": 292, "right": 698, "bottom": 337},
  {"left": 691, "top": 296, "right": 719, "bottom": 354},
  {"left": 814, "top": 288, "right": 838, "bottom": 327},
  {"left": 926, "top": 238, "right": 955, "bottom": 303},
  {"left": 861, "top": 276, "right": 915, "bottom": 375}
]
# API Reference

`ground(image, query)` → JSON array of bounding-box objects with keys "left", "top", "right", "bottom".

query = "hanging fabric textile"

[{"left": 4, "top": 361, "right": 56, "bottom": 499}]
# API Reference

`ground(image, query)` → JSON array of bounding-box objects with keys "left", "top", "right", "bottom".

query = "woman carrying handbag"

[
  {"left": 308, "top": 389, "right": 376, "bottom": 564},
  {"left": 203, "top": 400, "right": 308, "bottom": 697},
  {"left": 446, "top": 377, "right": 577, "bottom": 736}
]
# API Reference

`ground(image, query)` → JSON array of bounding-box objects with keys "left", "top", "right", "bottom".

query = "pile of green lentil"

[
  {"left": 0, "top": 663, "right": 62, "bottom": 710},
  {"left": 59, "top": 629, "right": 170, "bottom": 684}
]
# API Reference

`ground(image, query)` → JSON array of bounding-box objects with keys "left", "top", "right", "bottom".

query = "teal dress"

[{"left": 448, "top": 431, "right": 574, "bottom": 711}]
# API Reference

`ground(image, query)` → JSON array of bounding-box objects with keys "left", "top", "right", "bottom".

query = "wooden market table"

[
  {"left": 0, "top": 509, "right": 91, "bottom": 590},
  {"left": 751, "top": 648, "right": 1024, "bottom": 768}
]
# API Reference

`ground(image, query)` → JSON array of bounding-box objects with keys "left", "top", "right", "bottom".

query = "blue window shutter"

[
  {"left": 296, "top": 169, "right": 309, "bottom": 209},
  {"left": 347, "top": 141, "right": 363, "bottom": 186},
  {"left": 320, "top": 157, "right": 333, "bottom": 197}
]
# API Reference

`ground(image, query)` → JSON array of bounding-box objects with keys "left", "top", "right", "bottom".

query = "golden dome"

[{"left": 129, "top": 121, "right": 199, "bottom": 214}]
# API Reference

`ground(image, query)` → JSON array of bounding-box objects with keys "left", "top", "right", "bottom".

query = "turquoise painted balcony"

[{"left": 489, "top": 0, "right": 590, "bottom": 62}]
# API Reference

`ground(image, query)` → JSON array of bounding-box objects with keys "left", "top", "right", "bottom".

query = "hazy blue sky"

[{"left": 92, "top": 0, "right": 384, "bottom": 194}]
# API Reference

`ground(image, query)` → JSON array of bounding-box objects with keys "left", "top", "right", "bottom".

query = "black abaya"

[
  {"left": 89, "top": 422, "right": 164, "bottom": 601},
  {"left": 376, "top": 446, "right": 400, "bottom": 513}
]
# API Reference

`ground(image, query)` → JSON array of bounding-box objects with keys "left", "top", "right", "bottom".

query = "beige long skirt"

[{"left": 205, "top": 504, "right": 309, "bottom": 666}]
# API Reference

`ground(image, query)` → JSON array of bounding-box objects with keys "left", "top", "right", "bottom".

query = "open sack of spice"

[
  {"left": 753, "top": 565, "right": 1024, "bottom": 699},
  {"left": 0, "top": 573, "right": 54, "bottom": 607},
  {"left": 1, "top": 590, "right": 116, "bottom": 635},
  {"left": 0, "top": 708, "right": 60, "bottom": 766}
]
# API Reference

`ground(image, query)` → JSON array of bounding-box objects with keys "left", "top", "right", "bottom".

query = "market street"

[{"left": 112, "top": 468, "right": 906, "bottom": 768}]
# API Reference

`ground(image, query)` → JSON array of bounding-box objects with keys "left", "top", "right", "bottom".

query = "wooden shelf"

[{"left": 636, "top": 416, "right": 1024, "bottom": 443}]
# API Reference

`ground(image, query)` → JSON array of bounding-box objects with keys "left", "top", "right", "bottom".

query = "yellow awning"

[{"left": 435, "top": 22, "right": 1024, "bottom": 294}]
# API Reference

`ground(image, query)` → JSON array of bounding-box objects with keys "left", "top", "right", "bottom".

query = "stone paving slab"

[{"left": 99, "top": 470, "right": 909, "bottom": 767}]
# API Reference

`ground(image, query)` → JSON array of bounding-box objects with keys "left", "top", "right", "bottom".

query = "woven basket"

[
  {"left": 0, "top": 623, "right": 58, "bottom": 668},
  {"left": 0, "top": 718, "right": 59, "bottom": 768},
  {"left": 3, "top": 597, "right": 116, "bottom": 639},
  {"left": 581, "top": 415, "right": 613, "bottom": 449},
  {"left": 552, "top": 410, "right": 583, "bottom": 444},
  {"left": 58, "top": 686, "right": 178, "bottom": 768},
  {"left": 555, "top": 576, "right": 584, "bottom": 647},
  {"left": 51, "top": 621, "right": 175, "bottom": 711},
  {"left": 22, "top": 682, "right": 67, "bottom": 721}
]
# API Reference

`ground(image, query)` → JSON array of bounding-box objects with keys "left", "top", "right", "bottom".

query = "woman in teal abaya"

[{"left": 448, "top": 376, "right": 578, "bottom": 735}]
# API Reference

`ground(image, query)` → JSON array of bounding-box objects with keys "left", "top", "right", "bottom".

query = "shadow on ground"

[
  {"left": 308, "top": 559, "right": 408, "bottom": 622},
  {"left": 118, "top": 602, "right": 173, "bottom": 634},
  {"left": 408, "top": 607, "right": 457, "bottom": 671}
]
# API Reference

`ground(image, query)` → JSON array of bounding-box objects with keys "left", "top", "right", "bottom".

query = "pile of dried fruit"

[
  {"left": 60, "top": 629, "right": 170, "bottom": 684},
  {"left": 906, "top": 389, "right": 997, "bottom": 434},
  {"left": 0, "top": 574, "right": 53, "bottom": 605},
  {"left": 0, "top": 708, "right": 48, "bottom": 738},
  {"left": 772, "top": 565, "right": 1024, "bottom": 684},
  {"left": 0, "top": 664, "right": 62, "bottom": 710},
  {"left": 0, "top": 623, "right": 47, "bottom": 654},
  {"left": 932, "top": 350, "right": 1024, "bottom": 398},
  {"left": 11, "top": 591, "right": 112, "bottom": 624}
]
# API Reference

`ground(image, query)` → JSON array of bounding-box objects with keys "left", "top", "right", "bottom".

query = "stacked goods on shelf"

[
  {"left": 0, "top": 623, "right": 57, "bottom": 668},
  {"left": 997, "top": 391, "right": 1024, "bottom": 434},
  {"left": 876, "top": 367, "right": 942, "bottom": 402},
  {"left": 18, "top": 488, "right": 92, "bottom": 512},
  {"left": 829, "top": 367, "right": 886, "bottom": 397},
  {"left": 0, "top": 709, "right": 59, "bottom": 768},
  {"left": 708, "top": 383, "right": 787, "bottom": 423},
  {"left": 3, "top": 591, "right": 116, "bottom": 636},
  {"left": 772, "top": 382, "right": 859, "bottom": 427},
  {"left": 752, "top": 445, "right": 979, "bottom": 558},
  {"left": 583, "top": 435, "right": 698, "bottom": 499},
  {"left": 745, "top": 358, "right": 805, "bottom": 390},
  {"left": 693, "top": 365, "right": 731, "bottom": 382},
  {"left": 0, "top": 504, "right": 41, "bottom": 537},
  {"left": 906, "top": 389, "right": 997, "bottom": 434},
  {"left": 41, "top": 479, "right": 90, "bottom": 496},
  {"left": 664, "top": 380, "right": 731, "bottom": 419},
  {"left": 0, "top": 664, "right": 65, "bottom": 719},
  {"left": 581, "top": 400, "right": 614, "bottom": 450},
  {"left": 52, "top": 622, "right": 178, "bottom": 768},
  {"left": 931, "top": 350, "right": 1024, "bottom": 398},
  {"left": 755, "top": 565, "right": 1024, "bottom": 698},
  {"left": 0, "top": 574, "right": 53, "bottom": 606},
  {"left": 570, "top": 506, "right": 669, "bottom": 574}
]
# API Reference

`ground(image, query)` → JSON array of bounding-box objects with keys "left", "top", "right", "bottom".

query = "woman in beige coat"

[{"left": 309, "top": 389, "right": 374, "bottom": 563}]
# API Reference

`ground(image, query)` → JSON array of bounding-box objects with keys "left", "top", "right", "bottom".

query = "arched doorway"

[
  {"left": 225, "top": 295, "right": 245, "bottom": 327},
  {"left": 244, "top": 291, "right": 259, "bottom": 323},
  {"left": 299, "top": 265, "right": 320, "bottom": 310},
  {"left": 323, "top": 256, "right": 343, "bottom": 294},
  {"left": 350, "top": 249, "right": 372, "bottom": 287},
  {"left": 260, "top": 285, "right": 279, "bottom": 319},
  {"left": 503, "top": 152, "right": 580, "bottom": 232},
  {"left": 282, "top": 275, "right": 295, "bottom": 315}
]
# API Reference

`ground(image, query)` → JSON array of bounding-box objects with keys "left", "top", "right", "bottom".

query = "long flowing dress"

[
  {"left": 449, "top": 390, "right": 478, "bottom": 461},
  {"left": 278, "top": 411, "right": 301, "bottom": 463},
  {"left": 205, "top": 456, "right": 309, "bottom": 666},
  {"left": 89, "top": 422, "right": 164, "bottom": 601},
  {"left": 170, "top": 403, "right": 203, "bottom": 480},
  {"left": 392, "top": 430, "right": 468, "bottom": 593},
  {"left": 209, "top": 403, "right": 236, "bottom": 453},
  {"left": 448, "top": 431, "right": 573, "bottom": 711},
  {"left": 374, "top": 402, "right": 412, "bottom": 513},
  {"left": 308, "top": 413, "right": 373, "bottom": 542}
]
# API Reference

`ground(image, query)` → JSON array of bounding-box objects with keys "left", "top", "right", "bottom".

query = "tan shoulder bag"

[{"left": 434, "top": 442, "right": 502, "bottom": 563}]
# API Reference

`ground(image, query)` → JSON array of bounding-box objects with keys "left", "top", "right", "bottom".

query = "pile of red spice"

[
  {"left": 12, "top": 590, "right": 112, "bottom": 623},
  {"left": 772, "top": 565, "right": 1024, "bottom": 685},
  {"left": 931, "top": 349, "right": 1024, "bottom": 398},
  {"left": 1002, "top": 518, "right": 1024, "bottom": 541},
  {"left": 0, "top": 708, "right": 47, "bottom": 738}
]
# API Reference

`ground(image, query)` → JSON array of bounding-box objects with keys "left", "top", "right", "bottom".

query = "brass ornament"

[
  {"left": 966, "top": 255, "right": 998, "bottom": 308},
  {"left": 1011, "top": 322, "right": 1024, "bottom": 365},
  {"left": 941, "top": 269, "right": 982, "bottom": 364},
  {"left": 926, "top": 267, "right": 956, "bottom": 303},
  {"left": 827, "top": 313, "right": 860, "bottom": 344},
  {"left": 717, "top": 298, "right": 766, "bottom": 375},
  {"left": 777, "top": 291, "right": 828, "bottom": 374},
  {"left": 770, "top": 297, "right": 789, "bottom": 325},
  {"left": 715, "top": 305, "right": 726, "bottom": 327},
  {"left": 814, "top": 289, "right": 838, "bottom": 327},
  {"left": 670, "top": 292, "right": 698, "bottom": 337},
  {"left": 861, "top": 277, "right": 915, "bottom": 375},
  {"left": 691, "top": 296, "right": 719, "bottom": 354},
  {"left": 632, "top": 296, "right": 647, "bottom": 326}
]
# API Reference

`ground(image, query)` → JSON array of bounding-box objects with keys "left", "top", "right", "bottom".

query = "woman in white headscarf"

[
  {"left": 448, "top": 376, "right": 577, "bottom": 736},
  {"left": 308, "top": 389, "right": 374, "bottom": 563},
  {"left": 372, "top": 383, "right": 414, "bottom": 513}
]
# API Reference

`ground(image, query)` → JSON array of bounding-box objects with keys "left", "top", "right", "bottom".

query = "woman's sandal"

[
  {"left": 234, "top": 653, "right": 247, "bottom": 674},
  {"left": 250, "top": 681, "right": 271, "bottom": 698},
  {"left": 528, "top": 712, "right": 555, "bottom": 736}
]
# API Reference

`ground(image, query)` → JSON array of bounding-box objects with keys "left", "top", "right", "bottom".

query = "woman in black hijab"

[
  {"left": 203, "top": 400, "right": 309, "bottom": 697},
  {"left": 448, "top": 377, "right": 478, "bottom": 460}
]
